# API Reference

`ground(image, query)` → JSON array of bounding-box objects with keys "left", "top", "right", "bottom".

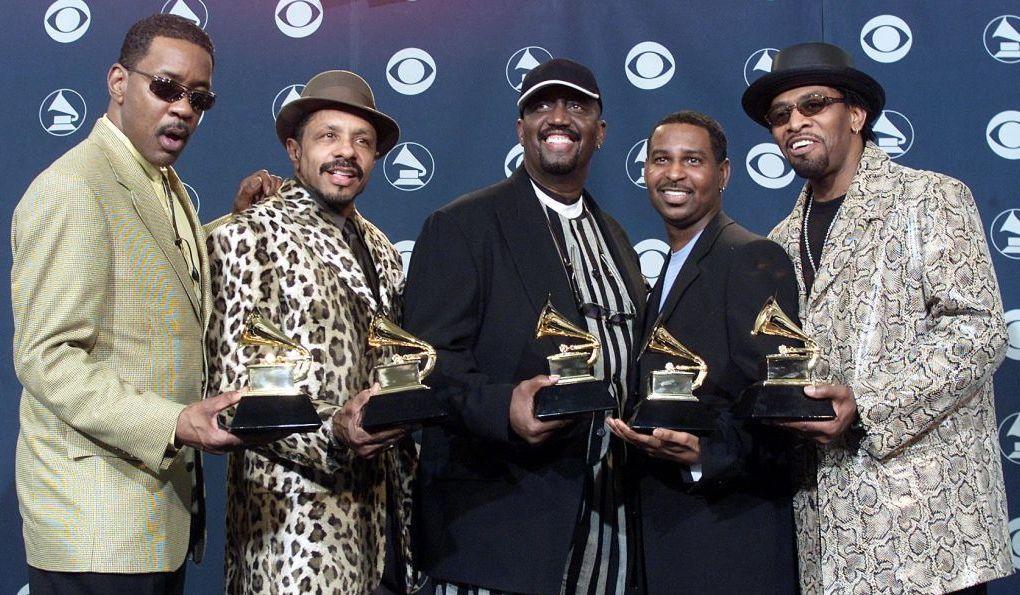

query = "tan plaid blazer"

[{"left": 11, "top": 121, "right": 211, "bottom": 572}]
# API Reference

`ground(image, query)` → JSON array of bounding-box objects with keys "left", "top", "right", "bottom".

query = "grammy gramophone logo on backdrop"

[
  {"left": 743, "top": 48, "right": 778, "bottom": 86},
  {"left": 161, "top": 0, "right": 208, "bottom": 29},
  {"left": 506, "top": 46, "right": 553, "bottom": 91},
  {"left": 873, "top": 110, "right": 914, "bottom": 159},
  {"left": 990, "top": 210, "right": 1020, "bottom": 259},
  {"left": 984, "top": 15, "right": 1020, "bottom": 64},
  {"left": 626, "top": 139, "right": 647, "bottom": 189},
  {"left": 384, "top": 142, "right": 434, "bottom": 191},
  {"left": 38, "top": 89, "right": 87, "bottom": 137},
  {"left": 272, "top": 84, "right": 304, "bottom": 120}
]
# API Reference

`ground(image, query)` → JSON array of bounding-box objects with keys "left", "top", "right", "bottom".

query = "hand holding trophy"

[
  {"left": 532, "top": 299, "right": 616, "bottom": 420},
  {"left": 361, "top": 316, "right": 447, "bottom": 431},
  {"left": 736, "top": 297, "right": 836, "bottom": 420},
  {"left": 227, "top": 309, "right": 322, "bottom": 435},
  {"left": 628, "top": 323, "right": 715, "bottom": 435}
]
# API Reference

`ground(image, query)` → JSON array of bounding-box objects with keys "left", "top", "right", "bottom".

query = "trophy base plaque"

[
  {"left": 628, "top": 398, "right": 715, "bottom": 436},
  {"left": 534, "top": 380, "right": 616, "bottom": 421},
  {"left": 228, "top": 394, "right": 322, "bottom": 435},
  {"left": 362, "top": 387, "right": 447, "bottom": 432},
  {"left": 735, "top": 383, "right": 836, "bottom": 421}
]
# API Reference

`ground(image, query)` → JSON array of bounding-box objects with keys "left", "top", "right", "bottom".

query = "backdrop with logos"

[{"left": 1, "top": 1, "right": 1019, "bottom": 592}]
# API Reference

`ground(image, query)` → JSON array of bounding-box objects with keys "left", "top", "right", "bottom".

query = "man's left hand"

[
  {"left": 778, "top": 384, "right": 858, "bottom": 445},
  {"left": 233, "top": 169, "right": 282, "bottom": 213},
  {"left": 606, "top": 417, "right": 701, "bottom": 465}
]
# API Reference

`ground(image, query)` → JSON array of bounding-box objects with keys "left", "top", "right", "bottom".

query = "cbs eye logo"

[
  {"left": 987, "top": 111, "right": 1020, "bottom": 160},
  {"left": 161, "top": 0, "right": 208, "bottom": 29},
  {"left": 860, "top": 15, "right": 912, "bottom": 63},
  {"left": 745, "top": 143, "right": 795, "bottom": 189},
  {"left": 504, "top": 144, "right": 524, "bottom": 178},
  {"left": 44, "top": 0, "right": 90, "bottom": 43},
  {"left": 1010, "top": 517, "right": 1020, "bottom": 570},
  {"left": 625, "top": 41, "right": 675, "bottom": 90},
  {"left": 634, "top": 239, "right": 670, "bottom": 286},
  {"left": 386, "top": 48, "right": 437, "bottom": 95},
  {"left": 275, "top": 0, "right": 322, "bottom": 38}
]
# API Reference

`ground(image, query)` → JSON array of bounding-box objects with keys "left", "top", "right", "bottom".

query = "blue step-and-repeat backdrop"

[{"left": 2, "top": 1, "right": 1019, "bottom": 593}]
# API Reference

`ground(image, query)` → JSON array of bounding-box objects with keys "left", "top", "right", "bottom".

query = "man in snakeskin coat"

[{"left": 742, "top": 42, "right": 1014, "bottom": 594}]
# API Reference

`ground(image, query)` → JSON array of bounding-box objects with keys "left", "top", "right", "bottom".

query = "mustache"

[
  {"left": 540, "top": 127, "right": 580, "bottom": 141},
  {"left": 656, "top": 184, "right": 694, "bottom": 193},
  {"left": 157, "top": 121, "right": 191, "bottom": 139},
  {"left": 320, "top": 158, "right": 363, "bottom": 178}
]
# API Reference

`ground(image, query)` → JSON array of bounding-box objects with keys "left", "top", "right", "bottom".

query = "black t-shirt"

[{"left": 799, "top": 193, "right": 845, "bottom": 295}]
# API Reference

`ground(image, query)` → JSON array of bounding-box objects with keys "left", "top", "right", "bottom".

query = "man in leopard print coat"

[{"left": 206, "top": 71, "right": 415, "bottom": 594}]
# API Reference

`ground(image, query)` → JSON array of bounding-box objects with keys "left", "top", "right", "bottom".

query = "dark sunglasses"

[
  {"left": 580, "top": 302, "right": 635, "bottom": 326},
  {"left": 765, "top": 93, "right": 845, "bottom": 128},
  {"left": 127, "top": 68, "right": 216, "bottom": 112}
]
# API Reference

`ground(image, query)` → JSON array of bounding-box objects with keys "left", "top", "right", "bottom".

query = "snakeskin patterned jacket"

[{"left": 769, "top": 144, "right": 1013, "bottom": 594}]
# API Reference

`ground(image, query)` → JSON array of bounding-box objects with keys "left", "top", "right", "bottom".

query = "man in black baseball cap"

[
  {"left": 744, "top": 42, "right": 1013, "bottom": 595},
  {"left": 403, "top": 57, "right": 645, "bottom": 594}
]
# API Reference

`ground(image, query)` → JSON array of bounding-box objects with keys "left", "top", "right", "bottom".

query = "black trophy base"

[
  {"left": 228, "top": 394, "right": 321, "bottom": 435},
  {"left": 361, "top": 388, "right": 447, "bottom": 432},
  {"left": 628, "top": 398, "right": 715, "bottom": 436},
  {"left": 534, "top": 380, "right": 615, "bottom": 421},
  {"left": 735, "top": 382, "right": 836, "bottom": 421}
]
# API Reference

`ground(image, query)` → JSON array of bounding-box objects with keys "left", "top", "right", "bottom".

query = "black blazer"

[
  {"left": 631, "top": 211, "right": 801, "bottom": 594},
  {"left": 403, "top": 168, "right": 646, "bottom": 594}
]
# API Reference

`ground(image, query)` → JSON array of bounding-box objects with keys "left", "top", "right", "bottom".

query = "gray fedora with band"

[
  {"left": 742, "top": 42, "right": 885, "bottom": 128},
  {"left": 275, "top": 70, "right": 400, "bottom": 155}
]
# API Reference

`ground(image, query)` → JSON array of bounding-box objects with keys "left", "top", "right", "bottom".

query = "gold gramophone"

[
  {"left": 361, "top": 316, "right": 446, "bottom": 431},
  {"left": 227, "top": 309, "right": 322, "bottom": 435},
  {"left": 628, "top": 324, "right": 715, "bottom": 434},
  {"left": 532, "top": 299, "right": 616, "bottom": 420},
  {"left": 737, "top": 297, "right": 835, "bottom": 420}
]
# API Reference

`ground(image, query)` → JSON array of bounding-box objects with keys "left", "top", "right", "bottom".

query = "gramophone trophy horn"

[
  {"left": 628, "top": 323, "right": 714, "bottom": 435},
  {"left": 736, "top": 297, "right": 834, "bottom": 421},
  {"left": 227, "top": 308, "right": 321, "bottom": 436},
  {"left": 535, "top": 301, "right": 599, "bottom": 367},
  {"left": 361, "top": 316, "right": 446, "bottom": 431},
  {"left": 531, "top": 298, "right": 615, "bottom": 420}
]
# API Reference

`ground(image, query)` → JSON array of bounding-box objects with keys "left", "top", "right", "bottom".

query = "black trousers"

[{"left": 28, "top": 565, "right": 186, "bottom": 595}]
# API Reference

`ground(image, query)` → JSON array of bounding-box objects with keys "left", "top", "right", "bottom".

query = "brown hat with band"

[{"left": 275, "top": 70, "right": 400, "bottom": 155}]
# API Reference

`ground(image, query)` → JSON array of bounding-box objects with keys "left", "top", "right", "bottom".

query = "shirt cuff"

[{"left": 688, "top": 463, "right": 703, "bottom": 482}]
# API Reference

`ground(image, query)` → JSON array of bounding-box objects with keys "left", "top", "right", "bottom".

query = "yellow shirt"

[{"left": 99, "top": 115, "right": 202, "bottom": 296}]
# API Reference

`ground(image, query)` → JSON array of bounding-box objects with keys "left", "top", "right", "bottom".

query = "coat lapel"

[
  {"left": 650, "top": 212, "right": 734, "bottom": 339},
  {"left": 274, "top": 181, "right": 382, "bottom": 314},
  {"left": 167, "top": 169, "right": 211, "bottom": 324},
  {"left": 494, "top": 168, "right": 584, "bottom": 328},
  {"left": 807, "top": 144, "right": 890, "bottom": 309},
  {"left": 93, "top": 123, "right": 203, "bottom": 319}
]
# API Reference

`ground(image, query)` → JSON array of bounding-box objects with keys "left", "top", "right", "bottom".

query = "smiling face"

[
  {"left": 286, "top": 108, "right": 378, "bottom": 216},
  {"left": 644, "top": 122, "right": 729, "bottom": 247},
  {"left": 516, "top": 86, "right": 606, "bottom": 189},
  {"left": 107, "top": 36, "right": 213, "bottom": 167},
  {"left": 768, "top": 84, "right": 866, "bottom": 189}
]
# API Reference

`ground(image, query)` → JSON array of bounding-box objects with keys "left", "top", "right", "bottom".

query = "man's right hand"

[
  {"left": 331, "top": 384, "right": 407, "bottom": 458},
  {"left": 175, "top": 391, "right": 246, "bottom": 454},
  {"left": 509, "top": 375, "right": 570, "bottom": 445}
]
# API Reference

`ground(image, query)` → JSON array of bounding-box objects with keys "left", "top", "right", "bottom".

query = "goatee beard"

[
  {"left": 539, "top": 152, "right": 581, "bottom": 176},
  {"left": 790, "top": 154, "right": 830, "bottom": 181}
]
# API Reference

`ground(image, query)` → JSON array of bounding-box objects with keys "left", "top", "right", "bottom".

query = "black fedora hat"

[
  {"left": 276, "top": 70, "right": 400, "bottom": 155},
  {"left": 742, "top": 42, "right": 885, "bottom": 128}
]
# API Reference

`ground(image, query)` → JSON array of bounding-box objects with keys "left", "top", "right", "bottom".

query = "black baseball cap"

[{"left": 517, "top": 58, "right": 602, "bottom": 114}]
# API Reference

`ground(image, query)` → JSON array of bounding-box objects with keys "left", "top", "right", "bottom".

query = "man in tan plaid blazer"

[{"left": 10, "top": 14, "right": 273, "bottom": 595}]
